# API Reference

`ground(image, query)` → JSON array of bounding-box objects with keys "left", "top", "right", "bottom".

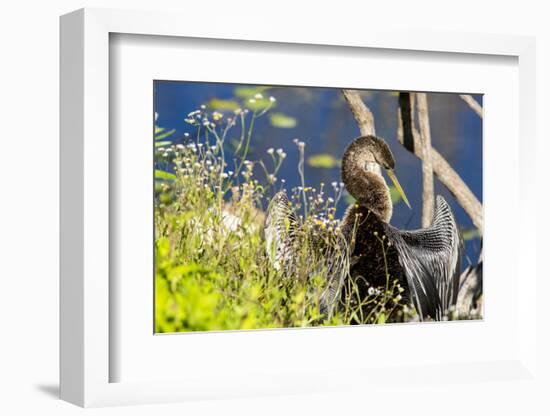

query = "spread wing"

[
  {"left": 264, "top": 191, "right": 349, "bottom": 318},
  {"left": 385, "top": 196, "right": 462, "bottom": 320},
  {"left": 264, "top": 191, "right": 299, "bottom": 272}
]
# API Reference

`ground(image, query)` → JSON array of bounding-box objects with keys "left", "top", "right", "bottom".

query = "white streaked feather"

[{"left": 385, "top": 195, "right": 462, "bottom": 320}]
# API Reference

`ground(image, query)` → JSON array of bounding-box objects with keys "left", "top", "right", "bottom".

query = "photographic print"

[{"left": 154, "top": 82, "right": 483, "bottom": 333}]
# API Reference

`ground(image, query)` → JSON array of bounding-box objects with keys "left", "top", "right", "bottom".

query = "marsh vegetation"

[{"left": 154, "top": 85, "right": 483, "bottom": 332}]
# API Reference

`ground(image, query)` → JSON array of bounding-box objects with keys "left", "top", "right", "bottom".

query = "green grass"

[{"left": 154, "top": 102, "right": 413, "bottom": 333}]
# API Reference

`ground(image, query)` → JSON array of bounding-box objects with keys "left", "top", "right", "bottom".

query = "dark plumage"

[
  {"left": 341, "top": 196, "right": 461, "bottom": 321},
  {"left": 265, "top": 135, "right": 463, "bottom": 322}
]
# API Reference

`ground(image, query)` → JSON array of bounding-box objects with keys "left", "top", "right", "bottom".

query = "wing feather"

[
  {"left": 264, "top": 191, "right": 348, "bottom": 318},
  {"left": 264, "top": 191, "right": 299, "bottom": 272},
  {"left": 385, "top": 195, "right": 462, "bottom": 320}
]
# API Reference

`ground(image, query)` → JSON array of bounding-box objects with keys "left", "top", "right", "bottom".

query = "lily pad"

[
  {"left": 462, "top": 228, "right": 481, "bottom": 241},
  {"left": 307, "top": 154, "right": 339, "bottom": 168},
  {"left": 155, "top": 128, "right": 176, "bottom": 141},
  {"left": 244, "top": 97, "right": 272, "bottom": 112},
  {"left": 208, "top": 98, "right": 240, "bottom": 111},
  {"left": 234, "top": 86, "right": 270, "bottom": 99},
  {"left": 155, "top": 141, "right": 172, "bottom": 148},
  {"left": 269, "top": 113, "right": 297, "bottom": 128}
]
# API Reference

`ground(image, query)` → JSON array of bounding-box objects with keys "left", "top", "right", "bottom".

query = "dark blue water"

[{"left": 154, "top": 81, "right": 482, "bottom": 266}]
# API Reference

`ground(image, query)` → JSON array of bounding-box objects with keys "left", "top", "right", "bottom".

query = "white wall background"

[{"left": 0, "top": 1, "right": 548, "bottom": 414}]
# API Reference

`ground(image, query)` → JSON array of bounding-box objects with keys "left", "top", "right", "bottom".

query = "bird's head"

[{"left": 342, "top": 135, "right": 411, "bottom": 209}]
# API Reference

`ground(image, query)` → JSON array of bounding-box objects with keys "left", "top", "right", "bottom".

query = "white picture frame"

[{"left": 60, "top": 7, "right": 539, "bottom": 408}]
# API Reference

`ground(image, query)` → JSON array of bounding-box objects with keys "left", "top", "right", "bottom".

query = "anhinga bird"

[{"left": 265, "top": 135, "right": 462, "bottom": 321}]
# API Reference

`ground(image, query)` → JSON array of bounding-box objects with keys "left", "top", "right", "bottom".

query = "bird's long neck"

[{"left": 341, "top": 147, "right": 393, "bottom": 223}]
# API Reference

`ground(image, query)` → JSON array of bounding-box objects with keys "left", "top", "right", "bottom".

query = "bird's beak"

[{"left": 387, "top": 169, "right": 411, "bottom": 209}]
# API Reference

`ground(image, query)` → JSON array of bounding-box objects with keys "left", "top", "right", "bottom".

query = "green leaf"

[
  {"left": 155, "top": 126, "right": 165, "bottom": 134},
  {"left": 234, "top": 86, "right": 270, "bottom": 99},
  {"left": 155, "top": 169, "right": 176, "bottom": 180},
  {"left": 155, "top": 141, "right": 171, "bottom": 148},
  {"left": 156, "top": 236, "right": 171, "bottom": 258},
  {"left": 269, "top": 113, "right": 297, "bottom": 128},
  {"left": 307, "top": 154, "right": 339, "bottom": 168},
  {"left": 244, "top": 98, "right": 272, "bottom": 112},
  {"left": 208, "top": 98, "right": 240, "bottom": 111},
  {"left": 155, "top": 128, "right": 176, "bottom": 141},
  {"left": 462, "top": 228, "right": 481, "bottom": 241}
]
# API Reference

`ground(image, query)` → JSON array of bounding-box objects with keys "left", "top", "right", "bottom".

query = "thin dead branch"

[
  {"left": 416, "top": 93, "right": 435, "bottom": 228},
  {"left": 397, "top": 92, "right": 483, "bottom": 232},
  {"left": 342, "top": 89, "right": 380, "bottom": 175},
  {"left": 459, "top": 94, "right": 483, "bottom": 118},
  {"left": 342, "top": 89, "right": 376, "bottom": 136},
  {"left": 342, "top": 89, "right": 483, "bottom": 315}
]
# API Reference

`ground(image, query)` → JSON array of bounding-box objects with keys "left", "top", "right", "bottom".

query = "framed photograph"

[
  {"left": 152, "top": 80, "right": 483, "bottom": 331},
  {"left": 60, "top": 8, "right": 538, "bottom": 408}
]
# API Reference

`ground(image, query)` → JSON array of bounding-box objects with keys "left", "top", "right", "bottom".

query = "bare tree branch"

[
  {"left": 416, "top": 93, "right": 435, "bottom": 228},
  {"left": 342, "top": 89, "right": 376, "bottom": 136},
  {"left": 343, "top": 89, "right": 483, "bottom": 232},
  {"left": 459, "top": 94, "right": 483, "bottom": 118},
  {"left": 343, "top": 89, "right": 483, "bottom": 315},
  {"left": 397, "top": 92, "right": 483, "bottom": 232},
  {"left": 342, "top": 89, "right": 380, "bottom": 175}
]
